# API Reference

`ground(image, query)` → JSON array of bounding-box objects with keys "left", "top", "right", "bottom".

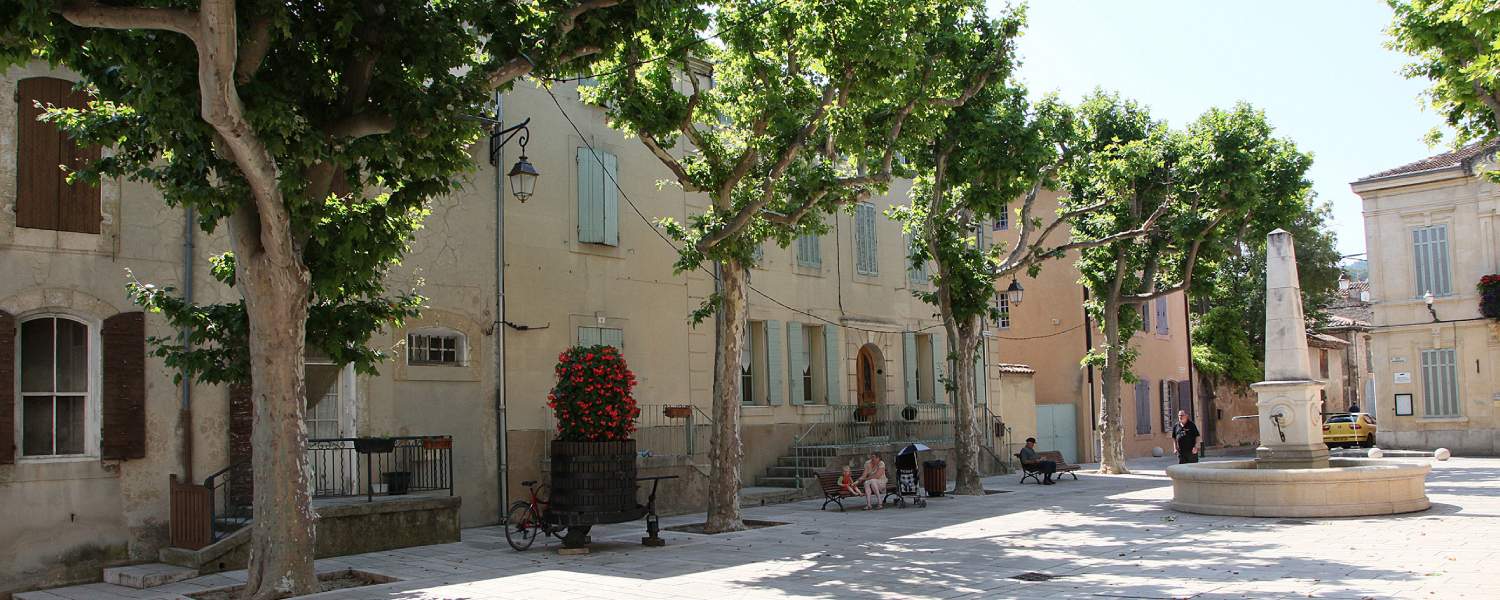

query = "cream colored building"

[
  {"left": 1353, "top": 142, "right": 1500, "bottom": 455},
  {"left": 989, "top": 190, "right": 1195, "bottom": 463},
  {"left": 0, "top": 64, "right": 1034, "bottom": 596}
]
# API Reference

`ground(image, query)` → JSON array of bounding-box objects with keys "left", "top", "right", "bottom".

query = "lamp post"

[
  {"left": 488, "top": 117, "right": 540, "bottom": 201},
  {"left": 1006, "top": 278, "right": 1025, "bottom": 306}
]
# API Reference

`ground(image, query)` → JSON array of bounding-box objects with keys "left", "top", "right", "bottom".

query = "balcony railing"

[{"left": 795, "top": 403, "right": 954, "bottom": 448}]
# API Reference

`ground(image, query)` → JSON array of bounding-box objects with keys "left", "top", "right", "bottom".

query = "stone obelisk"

[{"left": 1252, "top": 229, "right": 1330, "bottom": 469}]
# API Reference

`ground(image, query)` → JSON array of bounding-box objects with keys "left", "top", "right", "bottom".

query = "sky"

[{"left": 1000, "top": 0, "right": 1442, "bottom": 258}]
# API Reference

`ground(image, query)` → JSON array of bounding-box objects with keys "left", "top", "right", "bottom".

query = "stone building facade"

[{"left": 0, "top": 64, "right": 1035, "bottom": 596}]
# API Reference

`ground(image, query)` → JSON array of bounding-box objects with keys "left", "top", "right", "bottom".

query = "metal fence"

[
  {"left": 795, "top": 403, "right": 954, "bottom": 448},
  {"left": 541, "top": 404, "right": 712, "bottom": 464},
  {"left": 306, "top": 436, "right": 454, "bottom": 501}
]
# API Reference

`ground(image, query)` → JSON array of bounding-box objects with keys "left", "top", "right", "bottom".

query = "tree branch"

[
  {"left": 1123, "top": 210, "right": 1233, "bottom": 301},
  {"left": 58, "top": 0, "right": 200, "bottom": 40},
  {"left": 234, "top": 16, "right": 273, "bottom": 84},
  {"left": 639, "top": 134, "right": 702, "bottom": 191},
  {"left": 484, "top": 0, "right": 619, "bottom": 90},
  {"left": 324, "top": 111, "right": 396, "bottom": 140}
]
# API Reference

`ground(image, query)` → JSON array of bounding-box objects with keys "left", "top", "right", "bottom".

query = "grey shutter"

[
  {"left": 1155, "top": 298, "right": 1169, "bottom": 335},
  {"left": 1135, "top": 379, "right": 1151, "bottom": 435},
  {"left": 824, "top": 325, "right": 842, "bottom": 404},
  {"left": 787, "top": 322, "right": 805, "bottom": 405},
  {"left": 1140, "top": 302, "right": 1150, "bottom": 332},
  {"left": 797, "top": 235, "right": 821, "bottom": 267},
  {"left": 766, "top": 320, "right": 784, "bottom": 405},
  {"left": 974, "top": 349, "right": 988, "bottom": 407},
  {"left": 903, "top": 332, "right": 918, "bottom": 405},
  {"left": 1413, "top": 226, "right": 1453, "bottom": 296},
  {"left": 601, "top": 151, "right": 619, "bottom": 246},
  {"left": 600, "top": 327, "right": 624, "bottom": 350},
  {"left": 577, "top": 148, "right": 603, "bottom": 244},
  {"left": 1177, "top": 379, "right": 1194, "bottom": 420},
  {"left": 855, "top": 203, "right": 879, "bottom": 275},
  {"left": 1421, "top": 348, "right": 1459, "bottom": 417},
  {"left": 906, "top": 235, "right": 928, "bottom": 284},
  {"left": 932, "top": 332, "right": 947, "bottom": 404}
]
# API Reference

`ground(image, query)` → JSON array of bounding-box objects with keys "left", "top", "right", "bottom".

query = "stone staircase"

[{"left": 754, "top": 446, "right": 840, "bottom": 489}]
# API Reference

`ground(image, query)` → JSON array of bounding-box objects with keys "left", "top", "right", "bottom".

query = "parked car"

[{"left": 1323, "top": 413, "right": 1377, "bottom": 448}]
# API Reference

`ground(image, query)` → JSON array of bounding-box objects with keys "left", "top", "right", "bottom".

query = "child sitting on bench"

[{"left": 838, "top": 465, "right": 860, "bottom": 497}]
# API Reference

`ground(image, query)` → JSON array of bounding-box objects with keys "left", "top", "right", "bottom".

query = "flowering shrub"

[
  {"left": 1480, "top": 275, "right": 1500, "bottom": 320},
  {"left": 547, "top": 345, "right": 640, "bottom": 442}
]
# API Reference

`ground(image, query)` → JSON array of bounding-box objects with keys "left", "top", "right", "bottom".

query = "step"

[
  {"left": 765, "top": 465, "right": 819, "bottom": 478},
  {"left": 102, "top": 563, "right": 199, "bottom": 589},
  {"left": 776, "top": 456, "right": 831, "bottom": 469},
  {"left": 791, "top": 446, "right": 838, "bottom": 457},
  {"left": 754, "top": 475, "right": 805, "bottom": 488}
]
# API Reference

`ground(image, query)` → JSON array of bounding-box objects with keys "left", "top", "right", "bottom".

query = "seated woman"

[
  {"left": 857, "top": 452, "right": 888, "bottom": 510},
  {"left": 838, "top": 465, "right": 860, "bottom": 497}
]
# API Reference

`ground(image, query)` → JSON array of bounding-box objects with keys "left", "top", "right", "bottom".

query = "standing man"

[{"left": 1172, "top": 410, "right": 1200, "bottom": 464}]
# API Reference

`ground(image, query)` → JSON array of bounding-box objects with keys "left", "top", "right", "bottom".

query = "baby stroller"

[{"left": 884, "top": 443, "right": 929, "bottom": 508}]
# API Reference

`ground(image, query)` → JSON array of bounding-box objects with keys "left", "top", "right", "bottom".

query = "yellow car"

[{"left": 1323, "top": 413, "right": 1377, "bottom": 448}]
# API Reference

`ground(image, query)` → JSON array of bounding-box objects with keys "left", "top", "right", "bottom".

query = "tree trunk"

[
  {"left": 704, "top": 260, "right": 747, "bottom": 533},
  {"left": 1096, "top": 299, "right": 1130, "bottom": 475},
  {"left": 950, "top": 325, "right": 984, "bottom": 495},
  {"left": 235, "top": 229, "right": 316, "bottom": 599}
]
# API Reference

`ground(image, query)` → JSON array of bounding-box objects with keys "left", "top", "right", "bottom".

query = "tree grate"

[{"left": 1012, "top": 572, "right": 1063, "bottom": 582}]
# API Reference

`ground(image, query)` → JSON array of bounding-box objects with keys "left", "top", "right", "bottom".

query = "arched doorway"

[{"left": 856, "top": 343, "right": 885, "bottom": 405}]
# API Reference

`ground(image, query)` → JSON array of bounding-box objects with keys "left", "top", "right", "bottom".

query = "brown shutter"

[
  {"left": 15, "top": 77, "right": 100, "bottom": 234},
  {"left": 101, "top": 311, "right": 146, "bottom": 460},
  {"left": 227, "top": 384, "right": 253, "bottom": 506},
  {"left": 0, "top": 311, "right": 15, "bottom": 464}
]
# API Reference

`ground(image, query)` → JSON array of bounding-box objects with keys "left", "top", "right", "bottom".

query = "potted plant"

[
  {"left": 1480, "top": 274, "right": 1500, "bottom": 320},
  {"left": 546, "top": 345, "right": 641, "bottom": 547}
]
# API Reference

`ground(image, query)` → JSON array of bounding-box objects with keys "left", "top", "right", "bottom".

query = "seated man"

[{"left": 1019, "top": 437, "right": 1057, "bottom": 485}]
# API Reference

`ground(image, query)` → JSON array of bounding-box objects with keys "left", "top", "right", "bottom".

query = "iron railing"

[
  {"left": 541, "top": 404, "right": 713, "bottom": 465},
  {"left": 307, "top": 436, "right": 454, "bottom": 501},
  {"left": 794, "top": 403, "right": 954, "bottom": 448}
]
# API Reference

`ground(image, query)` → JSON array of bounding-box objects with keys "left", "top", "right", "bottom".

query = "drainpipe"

[
  {"left": 179, "top": 206, "right": 195, "bottom": 481},
  {"left": 1081, "top": 284, "right": 1097, "bottom": 461},
  {"left": 493, "top": 92, "right": 510, "bottom": 521}
]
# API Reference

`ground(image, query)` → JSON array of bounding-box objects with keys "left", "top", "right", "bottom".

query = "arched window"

[
  {"left": 19, "top": 315, "right": 93, "bottom": 457},
  {"left": 407, "top": 328, "right": 467, "bottom": 366}
]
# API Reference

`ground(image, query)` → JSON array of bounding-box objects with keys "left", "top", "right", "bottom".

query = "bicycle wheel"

[{"left": 504, "top": 501, "right": 541, "bottom": 551}]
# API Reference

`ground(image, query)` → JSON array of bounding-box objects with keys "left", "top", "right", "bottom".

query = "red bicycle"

[{"left": 505, "top": 480, "right": 563, "bottom": 551}]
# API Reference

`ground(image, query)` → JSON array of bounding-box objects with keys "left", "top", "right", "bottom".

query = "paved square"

[{"left": 24, "top": 454, "right": 1500, "bottom": 599}]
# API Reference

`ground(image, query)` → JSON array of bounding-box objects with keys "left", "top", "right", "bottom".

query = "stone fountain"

[{"left": 1167, "top": 230, "right": 1430, "bottom": 517}]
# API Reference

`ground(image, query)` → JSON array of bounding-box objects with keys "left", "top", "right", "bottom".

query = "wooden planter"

[
  {"left": 422, "top": 437, "right": 453, "bottom": 450},
  {"left": 663, "top": 405, "right": 693, "bottom": 419},
  {"left": 548, "top": 440, "right": 641, "bottom": 535}
]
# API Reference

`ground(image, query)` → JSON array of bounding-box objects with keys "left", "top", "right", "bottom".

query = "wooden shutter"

[
  {"left": 765, "top": 320, "right": 783, "bottom": 406},
  {"left": 1134, "top": 379, "right": 1151, "bottom": 435},
  {"left": 902, "top": 332, "right": 918, "bottom": 405},
  {"left": 0, "top": 311, "right": 14, "bottom": 464},
  {"left": 16, "top": 77, "right": 100, "bottom": 234},
  {"left": 824, "top": 325, "right": 842, "bottom": 404},
  {"left": 786, "top": 322, "right": 804, "bottom": 405},
  {"left": 1155, "top": 298, "right": 1169, "bottom": 335},
  {"left": 931, "top": 332, "right": 946, "bottom": 404},
  {"left": 577, "top": 148, "right": 603, "bottom": 244},
  {"left": 101, "top": 312, "right": 146, "bottom": 460}
]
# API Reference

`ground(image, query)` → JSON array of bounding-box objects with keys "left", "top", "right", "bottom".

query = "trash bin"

[{"left": 922, "top": 459, "right": 947, "bottom": 497}]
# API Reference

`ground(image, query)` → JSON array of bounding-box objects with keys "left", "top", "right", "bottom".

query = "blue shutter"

[
  {"left": 1155, "top": 297, "right": 1168, "bottom": 335},
  {"left": 602, "top": 151, "right": 619, "bottom": 246},
  {"left": 1135, "top": 379, "right": 1151, "bottom": 434},
  {"left": 766, "top": 320, "right": 784, "bottom": 406},
  {"left": 824, "top": 325, "right": 842, "bottom": 404},
  {"left": 903, "top": 332, "right": 918, "bottom": 405},
  {"left": 787, "top": 322, "right": 806, "bottom": 405},
  {"left": 577, "top": 148, "right": 603, "bottom": 244},
  {"left": 931, "top": 332, "right": 946, "bottom": 404}
]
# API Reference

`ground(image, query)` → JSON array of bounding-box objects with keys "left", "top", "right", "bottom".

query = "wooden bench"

[
  {"left": 815, "top": 467, "right": 864, "bottom": 511},
  {"left": 1015, "top": 451, "right": 1080, "bottom": 484}
]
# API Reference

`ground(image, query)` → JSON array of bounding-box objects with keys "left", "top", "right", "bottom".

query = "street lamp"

[
  {"left": 487, "top": 117, "right": 540, "bottom": 202},
  {"left": 1006, "top": 278, "right": 1025, "bottom": 306}
]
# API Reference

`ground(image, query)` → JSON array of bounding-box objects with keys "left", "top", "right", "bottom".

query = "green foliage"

[
  {"left": 2, "top": 0, "right": 693, "bottom": 384},
  {"left": 1190, "top": 306, "right": 1262, "bottom": 384},
  {"left": 1387, "top": 0, "right": 1500, "bottom": 145},
  {"left": 592, "top": 0, "right": 1017, "bottom": 278}
]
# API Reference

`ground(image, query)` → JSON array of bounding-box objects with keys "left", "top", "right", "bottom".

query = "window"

[
  {"left": 20, "top": 316, "right": 91, "bottom": 457},
  {"left": 906, "top": 235, "right": 929, "bottom": 285},
  {"left": 577, "top": 148, "right": 619, "bottom": 246},
  {"left": 1319, "top": 350, "right": 1329, "bottom": 378},
  {"left": 16, "top": 77, "right": 102, "bottom": 234},
  {"left": 751, "top": 244, "right": 764, "bottom": 265},
  {"left": 855, "top": 202, "right": 879, "bottom": 276},
  {"left": 741, "top": 336, "right": 755, "bottom": 405},
  {"left": 1412, "top": 225, "right": 1452, "bottom": 297},
  {"left": 577, "top": 326, "right": 624, "bottom": 349},
  {"left": 1160, "top": 379, "right": 1175, "bottom": 431},
  {"left": 995, "top": 294, "right": 1010, "bottom": 329},
  {"left": 1420, "top": 348, "right": 1459, "bottom": 417},
  {"left": 407, "top": 329, "right": 466, "bottom": 366},
  {"left": 796, "top": 234, "right": 821, "bottom": 268},
  {"left": 993, "top": 211, "right": 1009, "bottom": 231},
  {"left": 742, "top": 321, "right": 769, "bottom": 405},
  {"left": 1139, "top": 302, "right": 1150, "bottom": 333},
  {"left": 1134, "top": 379, "right": 1151, "bottom": 435}
]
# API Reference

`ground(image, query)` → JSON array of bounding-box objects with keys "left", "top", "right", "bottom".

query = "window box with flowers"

[
  {"left": 1480, "top": 275, "right": 1500, "bottom": 320},
  {"left": 544, "top": 345, "right": 642, "bottom": 548}
]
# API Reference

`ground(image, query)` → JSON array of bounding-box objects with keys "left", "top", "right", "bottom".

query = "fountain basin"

[{"left": 1167, "top": 459, "right": 1430, "bottom": 518}]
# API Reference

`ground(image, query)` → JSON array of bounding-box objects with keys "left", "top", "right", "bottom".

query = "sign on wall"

[
  {"left": 1393, "top": 372, "right": 1412, "bottom": 384},
  {"left": 1394, "top": 393, "right": 1414, "bottom": 416}
]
